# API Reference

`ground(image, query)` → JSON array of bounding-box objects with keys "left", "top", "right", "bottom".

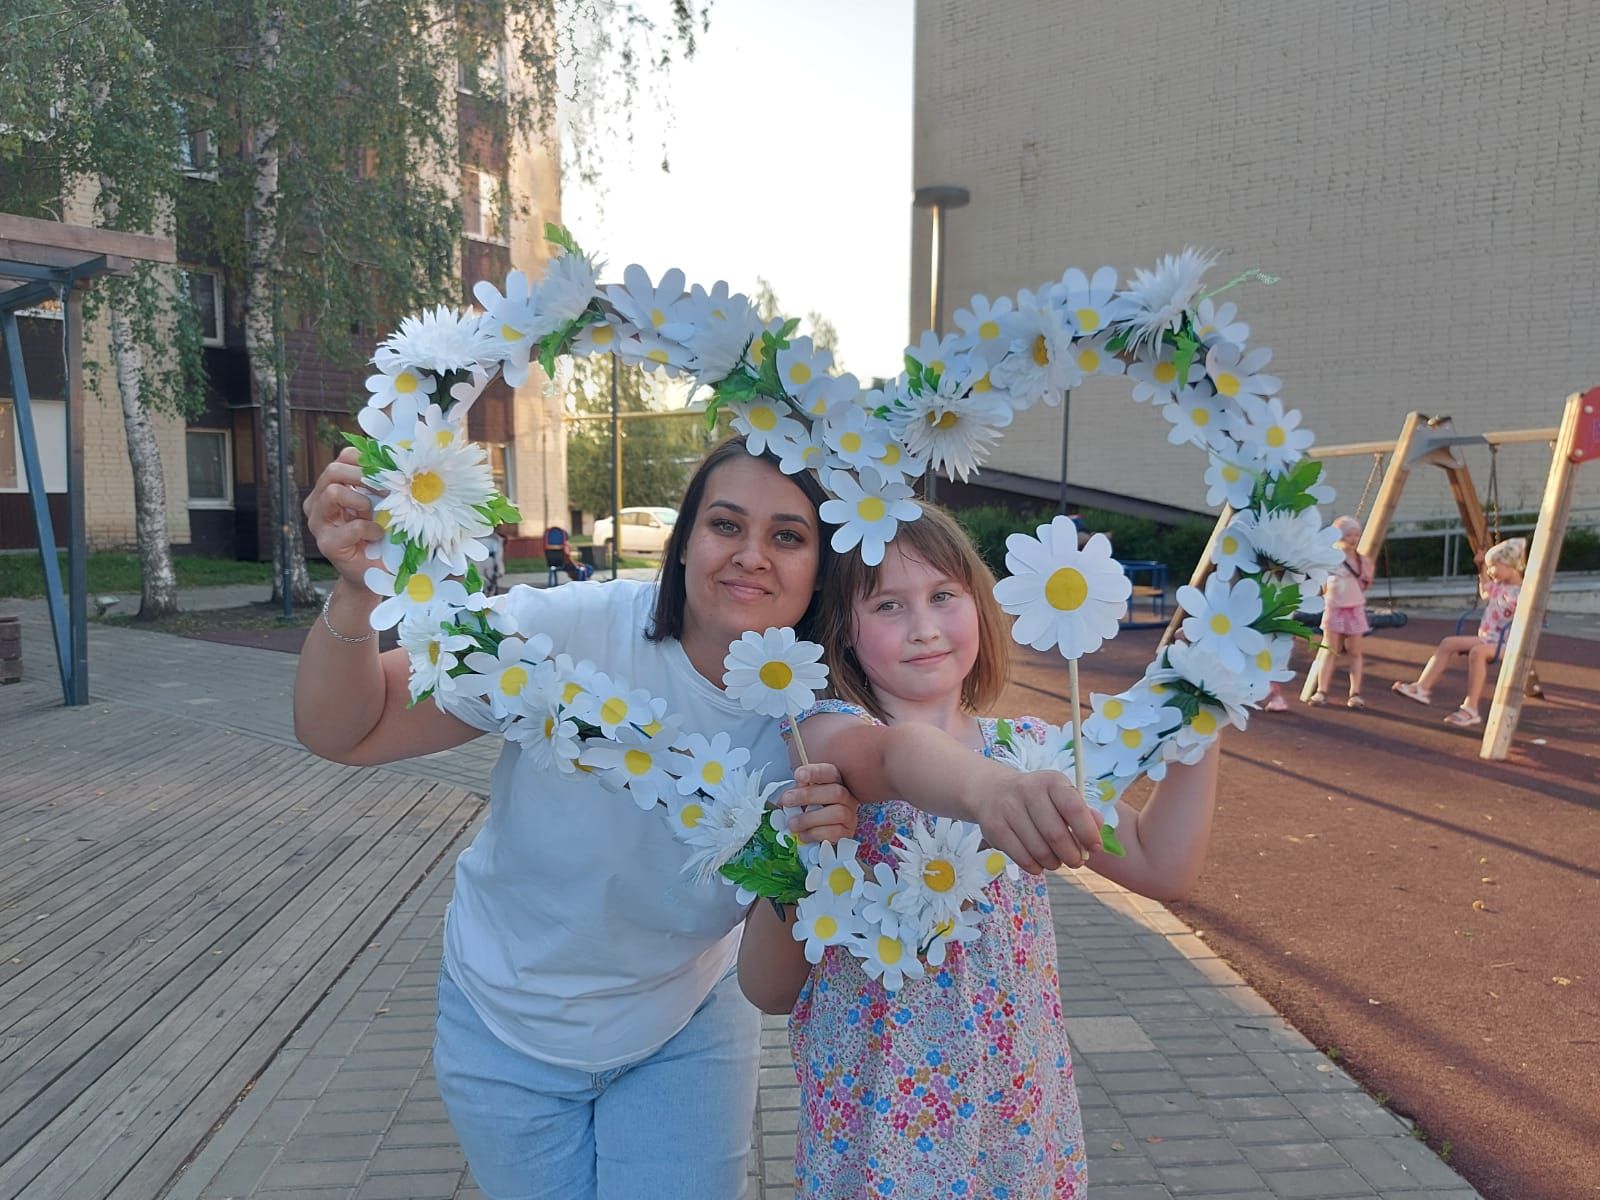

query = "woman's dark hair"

[{"left": 645, "top": 434, "right": 834, "bottom": 643}]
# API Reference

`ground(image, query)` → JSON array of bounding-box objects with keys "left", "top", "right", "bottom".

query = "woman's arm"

[
  {"left": 737, "top": 899, "right": 813, "bottom": 1015},
  {"left": 1083, "top": 738, "right": 1220, "bottom": 902}
]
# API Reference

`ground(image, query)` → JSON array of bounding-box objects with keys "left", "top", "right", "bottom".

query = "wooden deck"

[{"left": 0, "top": 697, "right": 482, "bottom": 1200}]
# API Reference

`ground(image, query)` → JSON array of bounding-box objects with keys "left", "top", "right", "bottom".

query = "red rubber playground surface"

[{"left": 1002, "top": 614, "right": 1599, "bottom": 1200}]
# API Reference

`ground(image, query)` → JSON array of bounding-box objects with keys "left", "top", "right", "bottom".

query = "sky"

[{"left": 562, "top": 1, "right": 915, "bottom": 382}]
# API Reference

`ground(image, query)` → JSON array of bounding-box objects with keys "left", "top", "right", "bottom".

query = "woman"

[{"left": 294, "top": 436, "right": 858, "bottom": 1200}]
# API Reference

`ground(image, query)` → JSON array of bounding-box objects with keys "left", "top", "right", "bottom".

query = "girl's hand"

[
  {"left": 978, "top": 769, "right": 1103, "bottom": 874},
  {"left": 780, "top": 762, "right": 858, "bottom": 845},
  {"left": 304, "top": 447, "right": 386, "bottom": 590}
]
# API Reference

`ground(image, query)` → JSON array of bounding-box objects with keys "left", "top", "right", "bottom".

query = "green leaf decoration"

[
  {"left": 777, "top": 317, "right": 801, "bottom": 342},
  {"left": 393, "top": 540, "right": 427, "bottom": 595},
  {"left": 1099, "top": 825, "right": 1126, "bottom": 858},
  {"left": 545, "top": 222, "right": 583, "bottom": 257},
  {"left": 465, "top": 563, "right": 482, "bottom": 593},
  {"left": 1263, "top": 456, "right": 1325, "bottom": 514},
  {"left": 476, "top": 493, "right": 522, "bottom": 528},
  {"left": 343, "top": 432, "right": 396, "bottom": 476},
  {"left": 1104, "top": 328, "right": 1130, "bottom": 355},
  {"left": 717, "top": 817, "right": 808, "bottom": 904},
  {"left": 1170, "top": 330, "right": 1200, "bottom": 393},
  {"left": 407, "top": 685, "right": 435, "bottom": 709},
  {"left": 995, "top": 718, "right": 1014, "bottom": 748}
]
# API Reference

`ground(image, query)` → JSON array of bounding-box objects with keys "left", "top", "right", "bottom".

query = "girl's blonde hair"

[
  {"left": 1484, "top": 537, "right": 1527, "bottom": 574},
  {"left": 818, "top": 501, "right": 1010, "bottom": 722},
  {"left": 1333, "top": 515, "right": 1363, "bottom": 546}
]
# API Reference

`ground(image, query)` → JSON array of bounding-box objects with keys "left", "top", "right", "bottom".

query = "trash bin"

[
  {"left": 579, "top": 543, "right": 610, "bottom": 571},
  {"left": 0, "top": 615, "right": 21, "bottom": 684}
]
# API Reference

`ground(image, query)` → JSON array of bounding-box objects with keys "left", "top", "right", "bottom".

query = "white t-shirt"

[{"left": 437, "top": 579, "right": 790, "bottom": 1071}]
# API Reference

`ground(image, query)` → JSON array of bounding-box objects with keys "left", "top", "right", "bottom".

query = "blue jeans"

[{"left": 434, "top": 963, "right": 760, "bottom": 1200}]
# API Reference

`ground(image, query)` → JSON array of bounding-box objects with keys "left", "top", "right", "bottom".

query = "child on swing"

[
  {"left": 1392, "top": 536, "right": 1526, "bottom": 728},
  {"left": 737, "top": 503, "right": 1220, "bottom": 1199},
  {"left": 1306, "top": 515, "right": 1375, "bottom": 708}
]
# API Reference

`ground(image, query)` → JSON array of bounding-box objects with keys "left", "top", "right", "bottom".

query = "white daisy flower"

[
  {"left": 1178, "top": 573, "right": 1267, "bottom": 672},
  {"left": 776, "top": 423, "right": 833, "bottom": 477},
  {"left": 1249, "top": 636, "right": 1296, "bottom": 694},
  {"left": 1232, "top": 508, "right": 1343, "bottom": 592},
  {"left": 1071, "top": 332, "right": 1127, "bottom": 380},
  {"left": 1114, "top": 248, "right": 1217, "bottom": 354},
  {"left": 668, "top": 731, "right": 752, "bottom": 796},
  {"left": 993, "top": 515, "right": 1131, "bottom": 658},
  {"left": 363, "top": 365, "right": 436, "bottom": 423},
  {"left": 1205, "top": 342, "right": 1280, "bottom": 404},
  {"left": 920, "top": 906, "right": 983, "bottom": 967},
  {"left": 904, "top": 328, "right": 966, "bottom": 377},
  {"left": 1193, "top": 295, "right": 1249, "bottom": 348},
  {"left": 854, "top": 922, "right": 925, "bottom": 993},
  {"left": 605, "top": 263, "right": 696, "bottom": 343},
  {"left": 572, "top": 315, "right": 629, "bottom": 358},
  {"left": 857, "top": 860, "right": 911, "bottom": 938},
  {"left": 536, "top": 249, "right": 603, "bottom": 334},
  {"left": 728, "top": 396, "right": 807, "bottom": 457},
  {"left": 462, "top": 634, "right": 555, "bottom": 719},
  {"left": 980, "top": 844, "right": 1020, "bottom": 883},
  {"left": 888, "top": 386, "right": 1009, "bottom": 483},
  {"left": 723, "top": 627, "right": 830, "bottom": 719},
  {"left": 951, "top": 293, "right": 1017, "bottom": 366},
  {"left": 1173, "top": 703, "right": 1228, "bottom": 752},
  {"left": 1161, "top": 641, "right": 1256, "bottom": 729},
  {"left": 1053, "top": 265, "right": 1122, "bottom": 338},
  {"left": 374, "top": 305, "right": 499, "bottom": 377},
  {"left": 804, "top": 837, "right": 866, "bottom": 901},
  {"left": 890, "top": 817, "right": 987, "bottom": 924},
  {"left": 1104, "top": 716, "right": 1173, "bottom": 779},
  {"left": 473, "top": 271, "right": 539, "bottom": 386},
  {"left": 1232, "top": 395, "right": 1316, "bottom": 472},
  {"left": 364, "top": 560, "right": 471, "bottom": 632},
  {"left": 990, "top": 288, "right": 1082, "bottom": 408},
  {"left": 397, "top": 615, "right": 475, "bottom": 700},
  {"left": 791, "top": 891, "right": 865, "bottom": 964},
  {"left": 509, "top": 698, "right": 583, "bottom": 773},
  {"left": 993, "top": 721, "right": 1077, "bottom": 775},
  {"left": 818, "top": 468, "right": 921, "bottom": 567},
  {"left": 776, "top": 336, "right": 834, "bottom": 398},
  {"left": 615, "top": 326, "right": 692, "bottom": 378},
  {"left": 1127, "top": 356, "right": 1203, "bottom": 405},
  {"left": 867, "top": 435, "right": 926, "bottom": 484},
  {"left": 1082, "top": 691, "right": 1164, "bottom": 744},
  {"left": 796, "top": 371, "right": 861, "bottom": 421},
  {"left": 680, "top": 766, "right": 787, "bottom": 884},
  {"left": 681, "top": 286, "right": 763, "bottom": 385},
  {"left": 579, "top": 724, "right": 679, "bottom": 810},
  {"left": 663, "top": 789, "right": 715, "bottom": 838},
  {"left": 1204, "top": 450, "right": 1265, "bottom": 510},
  {"left": 822, "top": 402, "right": 893, "bottom": 471},
  {"left": 1210, "top": 518, "right": 1259, "bottom": 580},
  {"left": 584, "top": 677, "right": 666, "bottom": 739},
  {"left": 371, "top": 435, "right": 495, "bottom": 556},
  {"left": 1162, "top": 384, "right": 1235, "bottom": 452}
]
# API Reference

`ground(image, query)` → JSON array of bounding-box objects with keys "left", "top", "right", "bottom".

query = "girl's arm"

[
  {"left": 796, "top": 713, "right": 1103, "bottom": 874},
  {"left": 737, "top": 898, "right": 813, "bottom": 1015},
  {"left": 1359, "top": 553, "right": 1376, "bottom": 590},
  {"left": 1083, "top": 739, "right": 1220, "bottom": 902}
]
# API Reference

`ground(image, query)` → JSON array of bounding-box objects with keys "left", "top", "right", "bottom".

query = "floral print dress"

[{"left": 787, "top": 701, "right": 1086, "bottom": 1199}]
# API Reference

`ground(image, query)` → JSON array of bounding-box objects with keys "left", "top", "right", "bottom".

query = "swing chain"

[
  {"left": 1354, "top": 452, "right": 1385, "bottom": 521},
  {"left": 1485, "top": 443, "right": 1502, "bottom": 544}
]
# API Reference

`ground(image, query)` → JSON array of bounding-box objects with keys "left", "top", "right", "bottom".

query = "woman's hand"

[
  {"left": 304, "top": 447, "right": 386, "bottom": 590},
  {"left": 779, "top": 761, "right": 858, "bottom": 845},
  {"left": 975, "top": 769, "right": 1103, "bottom": 875}
]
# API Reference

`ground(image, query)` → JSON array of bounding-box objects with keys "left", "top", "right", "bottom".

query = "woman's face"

[{"left": 678, "top": 456, "right": 821, "bottom": 668}]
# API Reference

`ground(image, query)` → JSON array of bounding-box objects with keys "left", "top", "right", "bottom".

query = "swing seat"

[{"left": 1367, "top": 608, "right": 1409, "bottom": 630}]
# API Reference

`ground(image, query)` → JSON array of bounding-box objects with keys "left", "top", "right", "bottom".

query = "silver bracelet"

[{"left": 321, "top": 590, "right": 377, "bottom": 645}]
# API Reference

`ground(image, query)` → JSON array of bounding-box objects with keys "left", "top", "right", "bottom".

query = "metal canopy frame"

[{"left": 0, "top": 213, "right": 175, "bottom": 706}]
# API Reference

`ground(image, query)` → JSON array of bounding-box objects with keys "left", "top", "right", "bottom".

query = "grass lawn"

[
  {"left": 507, "top": 555, "right": 658, "bottom": 574},
  {"left": 0, "top": 551, "right": 338, "bottom": 599}
]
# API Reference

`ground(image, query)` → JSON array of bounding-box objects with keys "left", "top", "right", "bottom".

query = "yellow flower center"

[
  {"left": 499, "top": 666, "right": 527, "bottom": 696},
  {"left": 1103, "top": 698, "right": 1124, "bottom": 719},
  {"left": 827, "top": 865, "right": 855, "bottom": 896},
  {"left": 978, "top": 320, "right": 1000, "bottom": 340},
  {"left": 590, "top": 324, "right": 614, "bottom": 347},
  {"left": 749, "top": 339, "right": 767, "bottom": 365},
  {"left": 1191, "top": 710, "right": 1219, "bottom": 736},
  {"left": 1154, "top": 362, "right": 1177, "bottom": 385},
  {"left": 561, "top": 681, "right": 584, "bottom": 705},
  {"left": 1032, "top": 335, "right": 1050, "bottom": 366},
  {"left": 1255, "top": 648, "right": 1274, "bottom": 671},
  {"left": 650, "top": 307, "right": 666, "bottom": 328},
  {"left": 642, "top": 719, "right": 663, "bottom": 737},
  {"left": 679, "top": 802, "right": 703, "bottom": 829},
  {"left": 877, "top": 935, "right": 903, "bottom": 965},
  {"left": 971, "top": 373, "right": 992, "bottom": 393},
  {"left": 701, "top": 761, "right": 725, "bottom": 786},
  {"left": 878, "top": 443, "right": 902, "bottom": 466},
  {"left": 984, "top": 849, "right": 1007, "bottom": 877},
  {"left": 404, "top": 573, "right": 435, "bottom": 603},
  {"left": 375, "top": 509, "right": 392, "bottom": 529},
  {"left": 748, "top": 405, "right": 777, "bottom": 431},
  {"left": 1266, "top": 426, "right": 1287, "bottom": 448},
  {"left": 647, "top": 348, "right": 670, "bottom": 365},
  {"left": 1193, "top": 408, "right": 1211, "bottom": 426},
  {"left": 427, "top": 641, "right": 441, "bottom": 665},
  {"left": 1213, "top": 371, "right": 1241, "bottom": 397},
  {"left": 933, "top": 917, "right": 955, "bottom": 939},
  {"left": 1221, "top": 535, "right": 1238, "bottom": 555},
  {"left": 930, "top": 411, "right": 959, "bottom": 431},
  {"left": 1077, "top": 348, "right": 1100, "bottom": 372},
  {"left": 923, "top": 858, "right": 957, "bottom": 892},
  {"left": 543, "top": 715, "right": 556, "bottom": 739},
  {"left": 394, "top": 371, "right": 419, "bottom": 395},
  {"left": 1093, "top": 779, "right": 1117, "bottom": 802},
  {"left": 1075, "top": 307, "right": 1101, "bottom": 333},
  {"left": 1209, "top": 614, "right": 1232, "bottom": 635},
  {"left": 500, "top": 323, "right": 524, "bottom": 341},
  {"left": 435, "top": 430, "right": 454, "bottom": 448},
  {"left": 813, "top": 914, "right": 839, "bottom": 940},
  {"left": 1221, "top": 464, "right": 1242, "bottom": 482},
  {"left": 1120, "top": 727, "right": 1144, "bottom": 749},
  {"left": 1045, "top": 567, "right": 1088, "bottom": 612},
  {"left": 600, "top": 696, "right": 629, "bottom": 726},
  {"left": 788, "top": 362, "right": 812, "bottom": 386},
  {"left": 840, "top": 431, "right": 863, "bottom": 454},
  {"left": 759, "top": 660, "right": 794, "bottom": 690},
  {"left": 857, "top": 496, "right": 886, "bottom": 523},
  {"left": 410, "top": 470, "right": 445, "bottom": 505},
  {"left": 624, "top": 749, "right": 653, "bottom": 776}
]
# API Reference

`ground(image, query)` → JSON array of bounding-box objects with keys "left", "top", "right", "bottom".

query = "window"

[
  {"left": 462, "top": 168, "right": 505, "bottom": 242},
  {"left": 175, "top": 119, "right": 217, "bottom": 179},
  {"left": 183, "top": 269, "right": 225, "bottom": 346},
  {"left": 0, "top": 400, "right": 15, "bottom": 489},
  {"left": 487, "top": 442, "right": 513, "bottom": 501},
  {"left": 186, "top": 429, "right": 231, "bottom": 507},
  {"left": 457, "top": 43, "right": 506, "bottom": 94}
]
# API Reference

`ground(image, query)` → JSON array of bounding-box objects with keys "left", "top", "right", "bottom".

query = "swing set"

[{"left": 1163, "top": 389, "right": 1599, "bottom": 761}]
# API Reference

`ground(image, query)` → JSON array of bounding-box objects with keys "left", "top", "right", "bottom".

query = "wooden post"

[
  {"left": 1440, "top": 460, "right": 1491, "bottom": 564},
  {"left": 1480, "top": 391, "right": 1588, "bottom": 760},
  {"left": 1301, "top": 412, "right": 1427, "bottom": 700}
]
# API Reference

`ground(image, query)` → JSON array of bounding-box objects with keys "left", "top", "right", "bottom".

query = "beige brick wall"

[{"left": 913, "top": 0, "right": 1600, "bottom": 526}]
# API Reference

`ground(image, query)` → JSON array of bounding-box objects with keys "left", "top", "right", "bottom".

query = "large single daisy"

[
  {"left": 373, "top": 305, "right": 499, "bottom": 377},
  {"left": 372, "top": 435, "right": 495, "bottom": 555},
  {"left": 888, "top": 386, "right": 1009, "bottom": 483},
  {"left": 1113, "top": 248, "right": 1217, "bottom": 354},
  {"left": 890, "top": 817, "right": 987, "bottom": 924},
  {"left": 723, "top": 627, "right": 830, "bottom": 719},
  {"left": 994, "top": 516, "right": 1131, "bottom": 657}
]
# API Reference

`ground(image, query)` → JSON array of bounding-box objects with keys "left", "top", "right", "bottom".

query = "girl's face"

[
  {"left": 1487, "top": 559, "right": 1521, "bottom": 584},
  {"left": 848, "top": 544, "right": 980, "bottom": 713},
  {"left": 679, "top": 455, "right": 821, "bottom": 661}
]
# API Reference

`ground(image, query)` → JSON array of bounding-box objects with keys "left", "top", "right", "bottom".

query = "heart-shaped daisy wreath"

[{"left": 347, "top": 225, "right": 1340, "bottom": 989}]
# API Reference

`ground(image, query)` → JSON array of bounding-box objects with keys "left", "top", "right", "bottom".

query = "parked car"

[{"left": 591, "top": 506, "right": 679, "bottom": 554}]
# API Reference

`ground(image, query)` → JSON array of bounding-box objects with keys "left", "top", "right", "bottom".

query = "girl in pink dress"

[
  {"left": 1393, "top": 537, "right": 1526, "bottom": 728},
  {"left": 737, "top": 503, "right": 1220, "bottom": 1198},
  {"left": 1307, "top": 515, "right": 1376, "bottom": 708}
]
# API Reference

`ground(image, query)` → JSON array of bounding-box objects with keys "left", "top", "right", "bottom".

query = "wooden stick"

[
  {"left": 1068, "top": 659, "right": 1087, "bottom": 798},
  {"left": 788, "top": 714, "right": 811, "bottom": 766}
]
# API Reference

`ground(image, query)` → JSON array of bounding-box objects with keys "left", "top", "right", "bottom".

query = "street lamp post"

[{"left": 912, "top": 184, "right": 970, "bottom": 503}]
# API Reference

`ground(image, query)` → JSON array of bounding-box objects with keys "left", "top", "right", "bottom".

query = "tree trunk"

[
  {"left": 107, "top": 291, "right": 180, "bottom": 617},
  {"left": 242, "top": 4, "right": 316, "bottom": 606}
]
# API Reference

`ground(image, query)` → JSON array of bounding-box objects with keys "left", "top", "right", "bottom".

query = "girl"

[
  {"left": 738, "top": 503, "right": 1220, "bottom": 1198},
  {"left": 1392, "top": 536, "right": 1527, "bottom": 729},
  {"left": 1307, "top": 514, "right": 1375, "bottom": 708},
  {"left": 294, "top": 436, "right": 860, "bottom": 1200}
]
